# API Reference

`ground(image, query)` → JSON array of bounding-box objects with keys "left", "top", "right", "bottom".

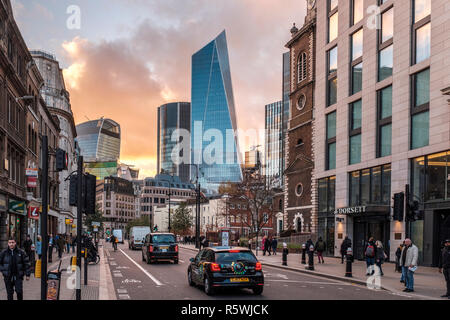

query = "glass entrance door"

[{"left": 354, "top": 219, "right": 389, "bottom": 260}]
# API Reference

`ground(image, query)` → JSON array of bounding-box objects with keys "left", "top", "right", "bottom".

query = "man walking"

[
  {"left": 438, "top": 239, "right": 450, "bottom": 299},
  {"left": 399, "top": 238, "right": 418, "bottom": 293},
  {"left": 0, "top": 238, "right": 31, "bottom": 300},
  {"left": 271, "top": 237, "right": 278, "bottom": 255}
]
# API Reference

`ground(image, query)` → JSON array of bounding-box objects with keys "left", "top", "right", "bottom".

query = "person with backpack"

[
  {"left": 364, "top": 237, "right": 377, "bottom": 276},
  {"left": 375, "top": 240, "right": 386, "bottom": 276},
  {"left": 315, "top": 237, "right": 326, "bottom": 264},
  {"left": 340, "top": 236, "right": 352, "bottom": 264}
]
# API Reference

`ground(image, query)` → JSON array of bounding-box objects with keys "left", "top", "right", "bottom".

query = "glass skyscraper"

[
  {"left": 157, "top": 102, "right": 191, "bottom": 183},
  {"left": 191, "top": 30, "right": 242, "bottom": 193},
  {"left": 76, "top": 118, "right": 121, "bottom": 162}
]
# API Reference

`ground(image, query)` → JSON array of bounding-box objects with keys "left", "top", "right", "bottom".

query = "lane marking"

[
  {"left": 119, "top": 248, "right": 163, "bottom": 286},
  {"left": 118, "top": 294, "right": 130, "bottom": 300},
  {"left": 117, "top": 289, "right": 128, "bottom": 294},
  {"left": 265, "top": 280, "right": 353, "bottom": 285}
]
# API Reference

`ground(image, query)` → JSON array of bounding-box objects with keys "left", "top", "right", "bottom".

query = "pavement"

[
  {"left": 0, "top": 243, "right": 103, "bottom": 300},
  {"left": 179, "top": 244, "right": 448, "bottom": 300}
]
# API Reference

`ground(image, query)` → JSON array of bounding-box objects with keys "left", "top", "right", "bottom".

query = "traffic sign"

[
  {"left": 28, "top": 207, "right": 40, "bottom": 220},
  {"left": 91, "top": 221, "right": 100, "bottom": 227}
]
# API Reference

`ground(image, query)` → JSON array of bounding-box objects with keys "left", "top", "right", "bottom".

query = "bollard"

[
  {"left": 307, "top": 244, "right": 314, "bottom": 271},
  {"left": 282, "top": 243, "right": 288, "bottom": 266},
  {"left": 301, "top": 244, "right": 306, "bottom": 264},
  {"left": 345, "top": 247, "right": 354, "bottom": 277},
  {"left": 84, "top": 247, "right": 88, "bottom": 285},
  {"left": 71, "top": 256, "right": 77, "bottom": 272},
  {"left": 35, "top": 259, "right": 42, "bottom": 278}
]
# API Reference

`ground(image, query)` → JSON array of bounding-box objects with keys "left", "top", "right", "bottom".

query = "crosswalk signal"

[{"left": 55, "top": 149, "right": 68, "bottom": 171}]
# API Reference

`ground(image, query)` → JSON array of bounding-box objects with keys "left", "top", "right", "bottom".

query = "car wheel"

[
  {"left": 204, "top": 277, "right": 214, "bottom": 296},
  {"left": 252, "top": 286, "right": 263, "bottom": 295},
  {"left": 188, "top": 269, "right": 194, "bottom": 287}
]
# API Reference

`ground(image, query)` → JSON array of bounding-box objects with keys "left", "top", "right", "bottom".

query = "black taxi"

[
  {"left": 187, "top": 246, "right": 264, "bottom": 295},
  {"left": 142, "top": 233, "right": 178, "bottom": 264}
]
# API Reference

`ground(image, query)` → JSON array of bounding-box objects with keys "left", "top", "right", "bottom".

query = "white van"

[
  {"left": 113, "top": 229, "right": 124, "bottom": 244},
  {"left": 129, "top": 226, "right": 151, "bottom": 250}
]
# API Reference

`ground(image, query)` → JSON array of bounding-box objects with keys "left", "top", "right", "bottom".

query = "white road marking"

[
  {"left": 117, "top": 289, "right": 128, "bottom": 294},
  {"left": 119, "top": 248, "right": 163, "bottom": 286},
  {"left": 109, "top": 262, "right": 117, "bottom": 266},
  {"left": 113, "top": 273, "right": 123, "bottom": 278},
  {"left": 118, "top": 294, "right": 130, "bottom": 300},
  {"left": 179, "top": 260, "right": 185, "bottom": 263},
  {"left": 265, "top": 280, "right": 353, "bottom": 285}
]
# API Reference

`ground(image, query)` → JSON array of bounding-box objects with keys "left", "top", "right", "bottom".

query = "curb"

[{"left": 99, "top": 245, "right": 117, "bottom": 300}]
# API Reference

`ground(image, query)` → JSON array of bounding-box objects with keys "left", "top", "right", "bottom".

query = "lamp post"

[{"left": 187, "top": 164, "right": 200, "bottom": 249}]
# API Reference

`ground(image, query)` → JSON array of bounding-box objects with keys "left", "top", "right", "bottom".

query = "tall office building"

[
  {"left": 157, "top": 102, "right": 191, "bottom": 183},
  {"left": 191, "top": 30, "right": 242, "bottom": 193},
  {"left": 314, "top": 0, "right": 449, "bottom": 265},
  {"left": 265, "top": 101, "right": 284, "bottom": 187}
]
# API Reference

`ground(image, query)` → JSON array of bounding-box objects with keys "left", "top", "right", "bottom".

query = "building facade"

[
  {"left": 157, "top": 102, "right": 191, "bottom": 183},
  {"left": 314, "top": 0, "right": 449, "bottom": 265},
  {"left": 283, "top": 4, "right": 316, "bottom": 237},
  {"left": 191, "top": 30, "right": 243, "bottom": 194},
  {"left": 31, "top": 50, "right": 78, "bottom": 234},
  {"left": 265, "top": 101, "right": 284, "bottom": 188}
]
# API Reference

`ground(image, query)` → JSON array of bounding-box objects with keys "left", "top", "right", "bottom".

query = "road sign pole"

[
  {"left": 40, "top": 136, "right": 48, "bottom": 300},
  {"left": 76, "top": 156, "right": 83, "bottom": 301}
]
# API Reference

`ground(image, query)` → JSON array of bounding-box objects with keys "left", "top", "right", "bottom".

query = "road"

[{"left": 103, "top": 242, "right": 411, "bottom": 300}]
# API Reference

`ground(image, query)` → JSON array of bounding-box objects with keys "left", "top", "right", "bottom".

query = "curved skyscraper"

[
  {"left": 157, "top": 102, "right": 191, "bottom": 183},
  {"left": 191, "top": 30, "right": 242, "bottom": 193}
]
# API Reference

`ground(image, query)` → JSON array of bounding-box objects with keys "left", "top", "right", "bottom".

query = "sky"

[{"left": 12, "top": 0, "right": 307, "bottom": 179}]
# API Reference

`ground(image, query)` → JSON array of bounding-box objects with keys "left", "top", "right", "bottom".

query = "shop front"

[
  {"left": 335, "top": 205, "right": 391, "bottom": 261},
  {"left": 7, "top": 199, "right": 27, "bottom": 247},
  {"left": 317, "top": 176, "right": 336, "bottom": 256},
  {"left": 0, "top": 194, "right": 7, "bottom": 250}
]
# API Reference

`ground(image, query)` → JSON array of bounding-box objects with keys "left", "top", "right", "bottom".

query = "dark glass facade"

[
  {"left": 265, "top": 101, "right": 283, "bottom": 188},
  {"left": 191, "top": 30, "right": 242, "bottom": 193},
  {"left": 318, "top": 176, "right": 336, "bottom": 255},
  {"left": 349, "top": 164, "right": 391, "bottom": 206},
  {"left": 157, "top": 102, "right": 191, "bottom": 183}
]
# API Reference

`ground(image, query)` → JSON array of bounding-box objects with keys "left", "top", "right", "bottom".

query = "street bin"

[{"left": 47, "top": 260, "right": 62, "bottom": 300}]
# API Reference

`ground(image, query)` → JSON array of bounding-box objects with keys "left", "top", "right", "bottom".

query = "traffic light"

[
  {"left": 55, "top": 148, "right": 68, "bottom": 171},
  {"left": 69, "top": 175, "right": 78, "bottom": 206},
  {"left": 153, "top": 225, "right": 158, "bottom": 232},
  {"left": 407, "top": 200, "right": 423, "bottom": 221},
  {"left": 393, "top": 192, "right": 404, "bottom": 221},
  {"left": 84, "top": 173, "right": 97, "bottom": 215}
]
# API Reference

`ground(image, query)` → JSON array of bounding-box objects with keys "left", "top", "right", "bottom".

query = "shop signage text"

[
  {"left": 334, "top": 206, "right": 367, "bottom": 215},
  {"left": 28, "top": 207, "right": 40, "bottom": 220}
]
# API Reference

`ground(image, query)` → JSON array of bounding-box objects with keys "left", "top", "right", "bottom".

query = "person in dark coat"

[
  {"left": 439, "top": 239, "right": 450, "bottom": 299},
  {"left": 395, "top": 242, "right": 404, "bottom": 274},
  {"left": 315, "top": 237, "right": 326, "bottom": 264},
  {"left": 340, "top": 236, "right": 352, "bottom": 264},
  {"left": 364, "top": 237, "right": 378, "bottom": 276},
  {"left": 0, "top": 238, "right": 31, "bottom": 300},
  {"left": 271, "top": 237, "right": 278, "bottom": 255},
  {"left": 263, "top": 237, "right": 272, "bottom": 256},
  {"left": 23, "top": 235, "right": 33, "bottom": 260}
]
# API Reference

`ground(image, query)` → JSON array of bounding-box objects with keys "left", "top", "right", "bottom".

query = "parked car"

[
  {"left": 129, "top": 226, "right": 151, "bottom": 250},
  {"left": 142, "top": 233, "right": 178, "bottom": 264},
  {"left": 113, "top": 229, "right": 124, "bottom": 244},
  {"left": 187, "top": 246, "right": 264, "bottom": 296}
]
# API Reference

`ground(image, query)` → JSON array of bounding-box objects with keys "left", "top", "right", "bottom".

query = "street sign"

[
  {"left": 27, "top": 176, "right": 37, "bottom": 188},
  {"left": 91, "top": 221, "right": 101, "bottom": 227},
  {"left": 28, "top": 207, "right": 40, "bottom": 220},
  {"left": 26, "top": 168, "right": 38, "bottom": 177},
  {"left": 65, "top": 218, "right": 73, "bottom": 225}
]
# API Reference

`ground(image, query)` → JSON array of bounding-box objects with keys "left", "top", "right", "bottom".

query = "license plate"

[
  {"left": 230, "top": 278, "right": 249, "bottom": 283},
  {"left": 162, "top": 249, "right": 167, "bottom": 252},
  {"left": 160, "top": 246, "right": 168, "bottom": 250}
]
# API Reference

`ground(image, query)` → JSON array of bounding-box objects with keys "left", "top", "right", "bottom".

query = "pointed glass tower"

[{"left": 191, "top": 30, "right": 242, "bottom": 193}]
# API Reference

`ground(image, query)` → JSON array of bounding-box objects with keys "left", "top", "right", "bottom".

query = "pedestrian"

[
  {"left": 36, "top": 236, "right": 42, "bottom": 260},
  {"left": 23, "top": 235, "right": 33, "bottom": 262},
  {"left": 48, "top": 234, "right": 54, "bottom": 263},
  {"left": 340, "top": 236, "right": 352, "bottom": 264},
  {"left": 264, "top": 236, "right": 271, "bottom": 256},
  {"left": 364, "top": 237, "right": 377, "bottom": 276},
  {"left": 315, "top": 237, "right": 326, "bottom": 264},
  {"left": 0, "top": 237, "right": 32, "bottom": 300},
  {"left": 66, "top": 234, "right": 71, "bottom": 253},
  {"left": 306, "top": 238, "right": 314, "bottom": 252},
  {"left": 399, "top": 238, "right": 419, "bottom": 293},
  {"left": 110, "top": 234, "right": 117, "bottom": 251},
  {"left": 57, "top": 234, "right": 65, "bottom": 259},
  {"left": 271, "top": 237, "right": 278, "bottom": 255},
  {"left": 438, "top": 239, "right": 450, "bottom": 299},
  {"left": 375, "top": 240, "right": 386, "bottom": 276},
  {"left": 395, "top": 242, "right": 404, "bottom": 274}
]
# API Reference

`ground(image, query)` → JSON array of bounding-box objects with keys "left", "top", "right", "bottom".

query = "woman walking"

[
  {"left": 36, "top": 236, "right": 42, "bottom": 260},
  {"left": 375, "top": 240, "right": 386, "bottom": 276}
]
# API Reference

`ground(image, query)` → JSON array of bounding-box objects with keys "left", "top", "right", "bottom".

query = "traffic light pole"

[
  {"left": 40, "top": 136, "right": 49, "bottom": 300},
  {"left": 76, "top": 156, "right": 83, "bottom": 300}
]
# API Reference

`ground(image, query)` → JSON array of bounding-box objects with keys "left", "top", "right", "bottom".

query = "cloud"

[{"left": 60, "top": 0, "right": 305, "bottom": 177}]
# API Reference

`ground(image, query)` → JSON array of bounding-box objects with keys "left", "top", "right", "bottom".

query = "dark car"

[
  {"left": 142, "top": 233, "right": 178, "bottom": 264},
  {"left": 187, "top": 246, "right": 264, "bottom": 296}
]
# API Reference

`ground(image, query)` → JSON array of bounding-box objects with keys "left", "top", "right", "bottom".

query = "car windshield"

[
  {"left": 152, "top": 235, "right": 175, "bottom": 243},
  {"left": 215, "top": 251, "right": 257, "bottom": 264}
]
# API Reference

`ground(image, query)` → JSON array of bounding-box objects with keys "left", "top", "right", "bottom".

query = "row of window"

[{"left": 143, "top": 188, "right": 193, "bottom": 197}]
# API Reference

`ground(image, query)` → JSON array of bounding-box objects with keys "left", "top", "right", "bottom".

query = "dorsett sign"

[{"left": 334, "top": 206, "right": 367, "bottom": 215}]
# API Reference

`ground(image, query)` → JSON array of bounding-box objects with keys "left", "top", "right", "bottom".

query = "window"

[
  {"left": 352, "top": 0, "right": 364, "bottom": 26},
  {"left": 297, "top": 94, "right": 306, "bottom": 110},
  {"left": 411, "top": 68, "right": 430, "bottom": 149},
  {"left": 350, "top": 29, "right": 363, "bottom": 95},
  {"left": 328, "top": 0, "right": 338, "bottom": 43},
  {"left": 326, "top": 112, "right": 337, "bottom": 170},
  {"left": 295, "top": 183, "right": 304, "bottom": 197},
  {"left": 327, "top": 47, "right": 338, "bottom": 106},
  {"left": 377, "top": 86, "right": 392, "bottom": 157},
  {"left": 349, "top": 100, "right": 362, "bottom": 165},
  {"left": 412, "top": 0, "right": 431, "bottom": 64},
  {"left": 349, "top": 164, "right": 391, "bottom": 206},
  {"left": 298, "top": 52, "right": 307, "bottom": 83},
  {"left": 378, "top": 7, "right": 393, "bottom": 81},
  {"left": 318, "top": 176, "right": 336, "bottom": 213}
]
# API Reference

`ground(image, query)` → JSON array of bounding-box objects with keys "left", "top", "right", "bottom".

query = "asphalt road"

[{"left": 104, "top": 242, "right": 411, "bottom": 300}]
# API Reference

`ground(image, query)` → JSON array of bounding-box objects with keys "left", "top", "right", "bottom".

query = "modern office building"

[
  {"left": 76, "top": 118, "right": 121, "bottom": 162},
  {"left": 244, "top": 149, "right": 261, "bottom": 171},
  {"left": 157, "top": 102, "right": 191, "bottom": 183},
  {"left": 264, "top": 101, "right": 284, "bottom": 188},
  {"left": 191, "top": 30, "right": 243, "bottom": 193},
  {"left": 314, "top": 0, "right": 449, "bottom": 265}
]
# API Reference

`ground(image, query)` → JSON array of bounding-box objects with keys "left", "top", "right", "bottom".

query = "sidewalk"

[
  {"left": 0, "top": 242, "right": 105, "bottom": 300},
  {"left": 179, "top": 244, "right": 447, "bottom": 300}
]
